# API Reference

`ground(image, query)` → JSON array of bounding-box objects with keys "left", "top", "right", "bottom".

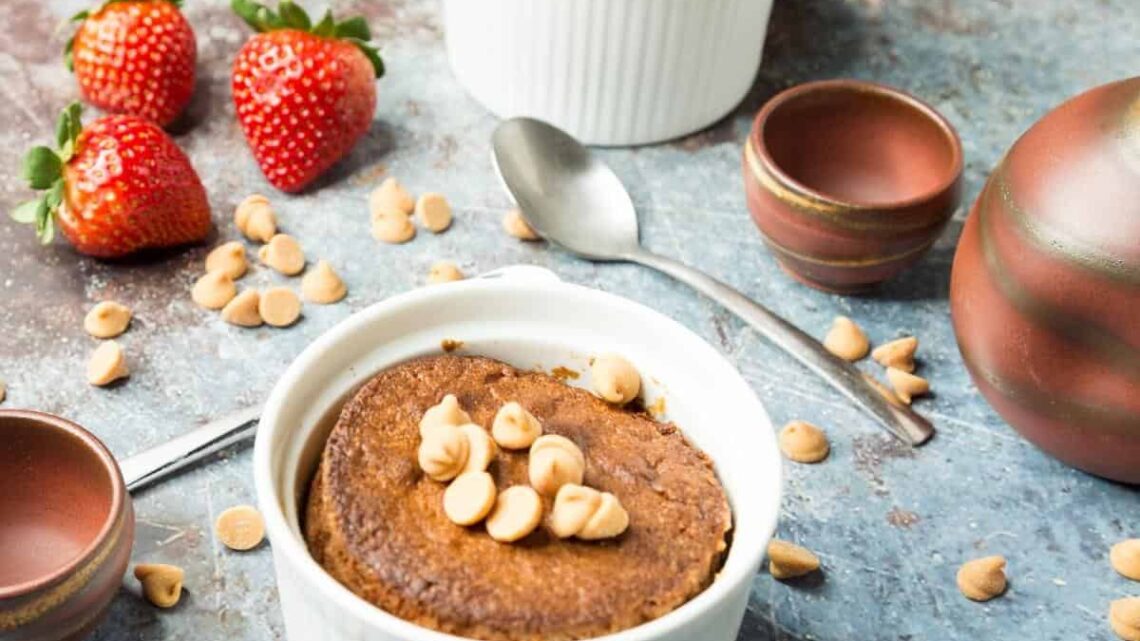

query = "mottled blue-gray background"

[{"left": 1, "top": 1, "right": 1137, "bottom": 639}]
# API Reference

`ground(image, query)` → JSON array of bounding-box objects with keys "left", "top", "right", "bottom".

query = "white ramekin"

[
  {"left": 441, "top": 0, "right": 776, "bottom": 146},
  {"left": 254, "top": 267, "right": 782, "bottom": 641}
]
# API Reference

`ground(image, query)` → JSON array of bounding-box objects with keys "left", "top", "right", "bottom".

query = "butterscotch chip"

[
  {"left": 1112, "top": 598, "right": 1140, "bottom": 641},
  {"left": 871, "top": 336, "right": 918, "bottom": 372},
  {"left": 370, "top": 177, "right": 414, "bottom": 215},
  {"left": 415, "top": 192, "right": 452, "bottom": 233},
  {"left": 529, "top": 435, "right": 585, "bottom": 496},
  {"left": 778, "top": 421, "right": 830, "bottom": 464},
  {"left": 420, "top": 394, "right": 472, "bottom": 438},
  {"left": 371, "top": 209, "right": 416, "bottom": 244},
  {"left": 134, "top": 563, "right": 184, "bottom": 608},
  {"left": 428, "top": 261, "right": 464, "bottom": 284},
  {"left": 205, "top": 241, "right": 248, "bottom": 279},
  {"left": 865, "top": 373, "right": 904, "bottom": 406},
  {"left": 221, "top": 290, "right": 262, "bottom": 327},
  {"left": 214, "top": 505, "right": 265, "bottom": 551},
  {"left": 1111, "top": 540, "right": 1140, "bottom": 581},
  {"left": 258, "top": 234, "right": 305, "bottom": 276},
  {"left": 443, "top": 471, "right": 497, "bottom": 526},
  {"left": 258, "top": 287, "right": 301, "bottom": 327},
  {"left": 887, "top": 367, "right": 929, "bottom": 404},
  {"left": 459, "top": 423, "right": 498, "bottom": 473},
  {"left": 549, "top": 484, "right": 603, "bottom": 539},
  {"left": 767, "top": 539, "right": 821, "bottom": 580},
  {"left": 301, "top": 260, "right": 347, "bottom": 304},
  {"left": 577, "top": 492, "right": 629, "bottom": 540},
  {"left": 491, "top": 401, "right": 543, "bottom": 450},
  {"left": 0, "top": 379, "right": 5, "bottom": 404},
  {"left": 192, "top": 270, "right": 237, "bottom": 310},
  {"left": 234, "top": 194, "right": 277, "bottom": 243},
  {"left": 502, "top": 208, "right": 539, "bottom": 241},
  {"left": 590, "top": 354, "right": 640, "bottom": 405},
  {"left": 87, "top": 341, "right": 129, "bottom": 387},
  {"left": 84, "top": 301, "right": 132, "bottom": 339},
  {"left": 823, "top": 316, "right": 869, "bottom": 361},
  {"left": 418, "top": 426, "right": 469, "bottom": 482},
  {"left": 485, "top": 485, "right": 542, "bottom": 543},
  {"left": 957, "top": 556, "right": 1008, "bottom": 601}
]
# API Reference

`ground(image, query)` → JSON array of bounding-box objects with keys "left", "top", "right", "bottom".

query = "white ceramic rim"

[{"left": 254, "top": 273, "right": 781, "bottom": 641}]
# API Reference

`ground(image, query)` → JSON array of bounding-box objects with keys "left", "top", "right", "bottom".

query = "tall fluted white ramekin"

[
  {"left": 254, "top": 267, "right": 781, "bottom": 641},
  {"left": 442, "top": 0, "right": 776, "bottom": 146}
]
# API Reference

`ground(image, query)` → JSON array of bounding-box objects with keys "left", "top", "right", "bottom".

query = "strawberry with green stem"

[
  {"left": 231, "top": 0, "right": 383, "bottom": 193},
  {"left": 66, "top": 0, "right": 197, "bottom": 127},
  {"left": 11, "top": 103, "right": 212, "bottom": 258}
]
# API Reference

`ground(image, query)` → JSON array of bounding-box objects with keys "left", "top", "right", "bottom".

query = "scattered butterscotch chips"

[
  {"left": 485, "top": 485, "right": 543, "bottom": 543},
  {"left": 234, "top": 194, "right": 277, "bottom": 243},
  {"left": 258, "top": 234, "right": 305, "bottom": 276},
  {"left": 371, "top": 209, "right": 417, "bottom": 244},
  {"left": 428, "top": 261, "right": 464, "bottom": 284},
  {"left": 865, "top": 373, "right": 904, "bottom": 406},
  {"left": 87, "top": 341, "right": 129, "bottom": 387},
  {"left": 205, "top": 241, "right": 248, "bottom": 280},
  {"left": 823, "top": 316, "right": 869, "bottom": 361},
  {"left": 887, "top": 367, "right": 929, "bottom": 404},
  {"left": 258, "top": 287, "right": 302, "bottom": 328},
  {"left": 459, "top": 423, "right": 498, "bottom": 473},
  {"left": 872, "top": 336, "right": 918, "bottom": 372},
  {"left": 301, "top": 260, "right": 347, "bottom": 304},
  {"left": 577, "top": 492, "right": 630, "bottom": 540},
  {"left": 220, "top": 290, "right": 262, "bottom": 327},
  {"left": 214, "top": 505, "right": 266, "bottom": 551},
  {"left": 491, "top": 401, "right": 543, "bottom": 449},
  {"left": 0, "top": 379, "right": 6, "bottom": 404},
  {"left": 590, "top": 354, "right": 641, "bottom": 405},
  {"left": 1111, "top": 540, "right": 1140, "bottom": 581},
  {"left": 415, "top": 192, "right": 452, "bottom": 233},
  {"left": 528, "top": 434, "right": 586, "bottom": 496},
  {"left": 192, "top": 270, "right": 237, "bottom": 310},
  {"left": 502, "top": 208, "right": 540, "bottom": 241},
  {"left": 1112, "top": 597, "right": 1140, "bottom": 641},
  {"left": 84, "top": 301, "right": 132, "bottom": 339},
  {"left": 767, "top": 539, "right": 821, "bottom": 580},
  {"left": 419, "top": 394, "right": 473, "bottom": 438},
  {"left": 957, "top": 556, "right": 1008, "bottom": 602},
  {"left": 370, "top": 177, "right": 415, "bottom": 216},
  {"left": 418, "top": 425, "right": 470, "bottom": 481},
  {"left": 443, "top": 471, "right": 498, "bottom": 526},
  {"left": 134, "top": 563, "right": 184, "bottom": 608},
  {"left": 549, "top": 484, "right": 603, "bottom": 538},
  {"left": 778, "top": 421, "right": 830, "bottom": 464},
  {"left": 529, "top": 446, "right": 585, "bottom": 497}
]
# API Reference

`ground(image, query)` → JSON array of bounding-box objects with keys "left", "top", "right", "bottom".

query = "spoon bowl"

[
  {"left": 492, "top": 117, "right": 935, "bottom": 446},
  {"left": 492, "top": 118, "right": 640, "bottom": 260}
]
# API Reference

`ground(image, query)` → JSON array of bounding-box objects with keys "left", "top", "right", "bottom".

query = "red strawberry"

[
  {"left": 230, "top": 0, "right": 382, "bottom": 193},
  {"left": 67, "top": 0, "right": 197, "bottom": 127},
  {"left": 11, "top": 103, "right": 212, "bottom": 258}
]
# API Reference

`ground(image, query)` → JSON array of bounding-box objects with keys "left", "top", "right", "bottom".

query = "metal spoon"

[{"left": 491, "top": 117, "right": 934, "bottom": 446}]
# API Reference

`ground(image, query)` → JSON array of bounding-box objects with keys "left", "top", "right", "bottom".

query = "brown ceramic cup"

[
  {"left": 743, "top": 79, "right": 963, "bottom": 292},
  {"left": 0, "top": 410, "right": 134, "bottom": 641}
]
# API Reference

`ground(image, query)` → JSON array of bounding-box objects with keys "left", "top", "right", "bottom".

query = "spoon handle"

[
  {"left": 119, "top": 406, "right": 261, "bottom": 492},
  {"left": 626, "top": 249, "right": 934, "bottom": 446}
]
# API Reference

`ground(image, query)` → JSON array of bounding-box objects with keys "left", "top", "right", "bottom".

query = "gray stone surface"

[{"left": 1, "top": 0, "right": 1137, "bottom": 640}]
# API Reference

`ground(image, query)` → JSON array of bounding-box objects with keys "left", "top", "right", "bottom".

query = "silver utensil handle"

[
  {"left": 119, "top": 406, "right": 261, "bottom": 492},
  {"left": 627, "top": 250, "right": 934, "bottom": 446}
]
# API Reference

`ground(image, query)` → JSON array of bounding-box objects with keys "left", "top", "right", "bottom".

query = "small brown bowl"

[
  {"left": 0, "top": 410, "right": 134, "bottom": 640},
  {"left": 743, "top": 79, "right": 963, "bottom": 292}
]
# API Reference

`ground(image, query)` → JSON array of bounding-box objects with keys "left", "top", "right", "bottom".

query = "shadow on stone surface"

[{"left": 305, "top": 119, "right": 397, "bottom": 194}]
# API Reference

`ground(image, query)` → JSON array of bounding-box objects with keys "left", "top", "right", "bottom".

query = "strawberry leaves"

[
  {"left": 11, "top": 102, "right": 83, "bottom": 244},
  {"left": 230, "top": 0, "right": 384, "bottom": 77}
]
